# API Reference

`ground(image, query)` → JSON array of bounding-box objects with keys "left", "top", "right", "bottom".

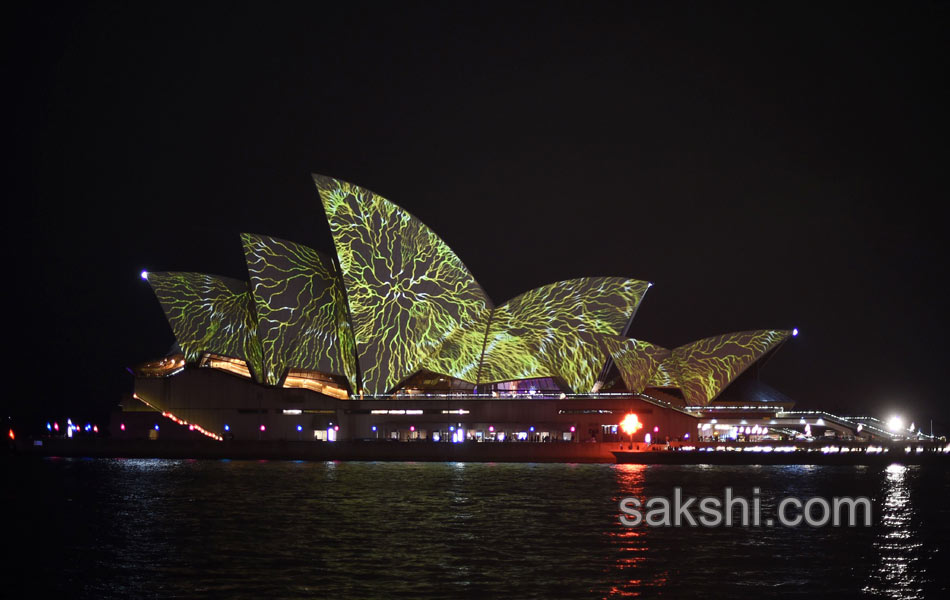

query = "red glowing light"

[
  {"left": 620, "top": 414, "right": 643, "bottom": 436},
  {"left": 8, "top": 428, "right": 14, "bottom": 441}
]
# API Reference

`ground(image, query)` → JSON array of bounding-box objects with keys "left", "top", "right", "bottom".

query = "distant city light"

[
  {"left": 260, "top": 424, "right": 266, "bottom": 432},
  {"left": 570, "top": 426, "right": 575, "bottom": 432},
  {"left": 297, "top": 425, "right": 303, "bottom": 432},
  {"left": 46, "top": 422, "right": 51, "bottom": 431},
  {"left": 154, "top": 424, "right": 160, "bottom": 431},
  {"left": 644, "top": 433, "right": 651, "bottom": 444},
  {"left": 371, "top": 425, "right": 377, "bottom": 432},
  {"left": 140, "top": 270, "right": 149, "bottom": 280},
  {"left": 223, "top": 424, "right": 230, "bottom": 431},
  {"left": 120, "top": 423, "right": 126, "bottom": 431},
  {"left": 887, "top": 416, "right": 904, "bottom": 432},
  {"left": 792, "top": 328, "right": 799, "bottom": 336}
]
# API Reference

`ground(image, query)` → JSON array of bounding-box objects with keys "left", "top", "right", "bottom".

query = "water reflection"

[
  {"left": 605, "top": 465, "right": 668, "bottom": 597},
  {"left": 864, "top": 464, "right": 924, "bottom": 599}
]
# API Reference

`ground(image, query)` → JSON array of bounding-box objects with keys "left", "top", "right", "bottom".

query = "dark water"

[{"left": 5, "top": 458, "right": 949, "bottom": 599}]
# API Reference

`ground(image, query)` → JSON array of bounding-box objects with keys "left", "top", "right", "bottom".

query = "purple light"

[
  {"left": 410, "top": 426, "right": 415, "bottom": 432},
  {"left": 653, "top": 426, "right": 659, "bottom": 433},
  {"left": 792, "top": 328, "right": 799, "bottom": 337},
  {"left": 570, "top": 426, "right": 575, "bottom": 432},
  {"left": 489, "top": 426, "right": 494, "bottom": 432},
  {"left": 333, "top": 425, "right": 339, "bottom": 431},
  {"left": 260, "top": 424, "right": 266, "bottom": 432},
  {"left": 53, "top": 422, "right": 59, "bottom": 432},
  {"left": 120, "top": 423, "right": 126, "bottom": 431}
]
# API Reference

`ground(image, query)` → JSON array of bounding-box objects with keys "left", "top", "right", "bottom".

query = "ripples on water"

[{"left": 5, "top": 458, "right": 948, "bottom": 598}]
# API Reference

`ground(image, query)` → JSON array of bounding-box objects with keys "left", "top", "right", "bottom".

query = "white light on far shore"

[
  {"left": 140, "top": 270, "right": 149, "bottom": 280},
  {"left": 887, "top": 416, "right": 904, "bottom": 432},
  {"left": 792, "top": 328, "right": 799, "bottom": 336}
]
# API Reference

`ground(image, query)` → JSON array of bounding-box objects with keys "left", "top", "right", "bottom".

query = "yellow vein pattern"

[
  {"left": 661, "top": 330, "right": 792, "bottom": 405},
  {"left": 241, "top": 233, "right": 358, "bottom": 390},
  {"left": 313, "top": 174, "right": 493, "bottom": 395},
  {"left": 146, "top": 272, "right": 264, "bottom": 382},
  {"left": 479, "top": 278, "right": 651, "bottom": 392},
  {"left": 600, "top": 336, "right": 670, "bottom": 392}
]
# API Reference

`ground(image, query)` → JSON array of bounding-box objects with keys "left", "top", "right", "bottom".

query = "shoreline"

[{"left": 11, "top": 438, "right": 949, "bottom": 465}]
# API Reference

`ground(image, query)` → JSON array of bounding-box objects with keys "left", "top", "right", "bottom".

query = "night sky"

[{"left": 8, "top": 2, "right": 949, "bottom": 430}]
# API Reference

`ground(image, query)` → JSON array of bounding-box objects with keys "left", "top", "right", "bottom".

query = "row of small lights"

[
  {"left": 45, "top": 419, "right": 98, "bottom": 436},
  {"left": 686, "top": 445, "right": 950, "bottom": 453},
  {"left": 132, "top": 393, "right": 222, "bottom": 441}
]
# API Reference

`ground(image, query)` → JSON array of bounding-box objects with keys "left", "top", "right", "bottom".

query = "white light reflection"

[{"left": 863, "top": 464, "right": 924, "bottom": 599}]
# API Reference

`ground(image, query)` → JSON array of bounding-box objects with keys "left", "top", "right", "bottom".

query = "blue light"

[
  {"left": 529, "top": 426, "right": 535, "bottom": 432},
  {"left": 792, "top": 328, "right": 799, "bottom": 337},
  {"left": 46, "top": 422, "right": 51, "bottom": 431},
  {"left": 297, "top": 425, "right": 303, "bottom": 432},
  {"left": 154, "top": 424, "right": 160, "bottom": 431},
  {"left": 223, "top": 424, "right": 230, "bottom": 431},
  {"left": 371, "top": 425, "right": 377, "bottom": 431},
  {"left": 140, "top": 270, "right": 149, "bottom": 280}
]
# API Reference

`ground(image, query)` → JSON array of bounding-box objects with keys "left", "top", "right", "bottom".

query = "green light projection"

[
  {"left": 478, "top": 278, "right": 651, "bottom": 392},
  {"left": 659, "top": 330, "right": 791, "bottom": 405},
  {"left": 600, "top": 336, "right": 670, "bottom": 393},
  {"left": 420, "top": 309, "right": 492, "bottom": 384},
  {"left": 146, "top": 272, "right": 264, "bottom": 382},
  {"left": 313, "top": 174, "right": 494, "bottom": 395},
  {"left": 142, "top": 175, "right": 793, "bottom": 399},
  {"left": 241, "top": 233, "right": 358, "bottom": 390}
]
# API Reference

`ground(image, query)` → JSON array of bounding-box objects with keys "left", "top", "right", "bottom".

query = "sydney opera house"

[{"left": 127, "top": 174, "right": 806, "bottom": 448}]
